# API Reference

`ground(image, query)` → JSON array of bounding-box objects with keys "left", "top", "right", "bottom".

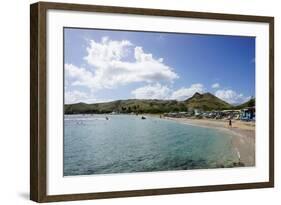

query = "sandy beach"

[{"left": 164, "top": 117, "right": 255, "bottom": 167}]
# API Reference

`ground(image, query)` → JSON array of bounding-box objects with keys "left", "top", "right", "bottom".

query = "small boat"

[{"left": 141, "top": 116, "right": 146, "bottom": 120}]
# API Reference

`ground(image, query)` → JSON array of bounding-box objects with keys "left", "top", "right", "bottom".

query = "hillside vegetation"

[
  {"left": 64, "top": 92, "right": 254, "bottom": 114},
  {"left": 184, "top": 92, "right": 231, "bottom": 110},
  {"left": 234, "top": 98, "right": 255, "bottom": 109}
]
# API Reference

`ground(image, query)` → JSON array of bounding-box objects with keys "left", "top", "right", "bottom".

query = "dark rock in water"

[
  {"left": 232, "top": 161, "right": 245, "bottom": 167},
  {"left": 237, "top": 161, "right": 245, "bottom": 166},
  {"left": 218, "top": 164, "right": 225, "bottom": 168}
]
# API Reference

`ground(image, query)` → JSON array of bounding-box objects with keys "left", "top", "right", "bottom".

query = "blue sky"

[{"left": 64, "top": 28, "right": 255, "bottom": 105}]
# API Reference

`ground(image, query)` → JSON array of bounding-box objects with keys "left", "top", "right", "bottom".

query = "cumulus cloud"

[
  {"left": 132, "top": 83, "right": 205, "bottom": 101},
  {"left": 211, "top": 83, "right": 220, "bottom": 89},
  {"left": 73, "top": 37, "right": 179, "bottom": 90},
  {"left": 84, "top": 37, "right": 132, "bottom": 68},
  {"left": 65, "top": 90, "right": 88, "bottom": 104},
  {"left": 215, "top": 89, "right": 251, "bottom": 104},
  {"left": 65, "top": 90, "right": 112, "bottom": 104},
  {"left": 131, "top": 83, "right": 171, "bottom": 99},
  {"left": 171, "top": 83, "right": 205, "bottom": 100},
  {"left": 65, "top": 64, "right": 97, "bottom": 89}
]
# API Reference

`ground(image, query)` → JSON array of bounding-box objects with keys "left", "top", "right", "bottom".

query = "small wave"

[{"left": 64, "top": 118, "right": 108, "bottom": 121}]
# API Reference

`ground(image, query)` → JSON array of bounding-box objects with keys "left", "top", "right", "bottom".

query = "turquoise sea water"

[{"left": 64, "top": 114, "right": 239, "bottom": 176}]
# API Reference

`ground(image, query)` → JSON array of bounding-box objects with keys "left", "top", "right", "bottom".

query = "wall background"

[{"left": 0, "top": 0, "right": 279, "bottom": 204}]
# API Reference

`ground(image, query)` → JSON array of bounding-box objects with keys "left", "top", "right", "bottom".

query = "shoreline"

[{"left": 163, "top": 117, "right": 255, "bottom": 167}]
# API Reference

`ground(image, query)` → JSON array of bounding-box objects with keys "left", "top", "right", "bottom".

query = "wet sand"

[{"left": 164, "top": 117, "right": 255, "bottom": 167}]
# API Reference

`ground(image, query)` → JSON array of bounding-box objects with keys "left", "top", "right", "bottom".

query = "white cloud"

[
  {"left": 211, "top": 83, "right": 220, "bottom": 89},
  {"left": 65, "top": 64, "right": 97, "bottom": 89},
  {"left": 65, "top": 90, "right": 88, "bottom": 104},
  {"left": 65, "top": 90, "right": 113, "bottom": 104},
  {"left": 131, "top": 83, "right": 171, "bottom": 99},
  {"left": 76, "top": 37, "right": 178, "bottom": 90},
  {"left": 215, "top": 89, "right": 251, "bottom": 104},
  {"left": 171, "top": 83, "right": 205, "bottom": 101},
  {"left": 84, "top": 37, "right": 133, "bottom": 68},
  {"left": 132, "top": 83, "right": 205, "bottom": 101}
]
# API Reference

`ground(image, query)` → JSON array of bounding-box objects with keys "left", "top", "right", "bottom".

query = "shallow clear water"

[{"left": 64, "top": 114, "right": 239, "bottom": 176}]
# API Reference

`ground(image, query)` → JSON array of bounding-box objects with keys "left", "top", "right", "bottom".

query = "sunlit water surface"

[{"left": 64, "top": 114, "right": 238, "bottom": 176}]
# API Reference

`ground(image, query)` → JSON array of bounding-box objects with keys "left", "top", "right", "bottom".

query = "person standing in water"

[{"left": 228, "top": 119, "right": 232, "bottom": 127}]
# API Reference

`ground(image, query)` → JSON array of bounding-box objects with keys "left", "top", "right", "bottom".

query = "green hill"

[
  {"left": 184, "top": 92, "right": 231, "bottom": 111},
  {"left": 64, "top": 99, "right": 188, "bottom": 114},
  {"left": 234, "top": 98, "right": 255, "bottom": 109},
  {"left": 64, "top": 92, "right": 251, "bottom": 114}
]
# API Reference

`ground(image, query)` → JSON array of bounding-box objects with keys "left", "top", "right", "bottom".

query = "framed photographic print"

[{"left": 30, "top": 1, "right": 274, "bottom": 202}]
